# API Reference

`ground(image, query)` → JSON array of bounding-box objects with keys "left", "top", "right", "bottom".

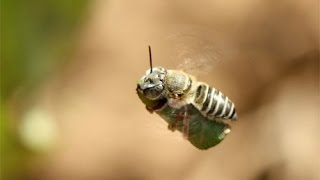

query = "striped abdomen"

[{"left": 194, "top": 83, "right": 237, "bottom": 120}]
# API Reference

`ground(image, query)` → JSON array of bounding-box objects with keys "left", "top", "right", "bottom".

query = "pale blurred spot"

[{"left": 19, "top": 107, "right": 58, "bottom": 152}]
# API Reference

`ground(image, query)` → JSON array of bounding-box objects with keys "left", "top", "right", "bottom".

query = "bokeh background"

[{"left": 1, "top": 0, "right": 319, "bottom": 179}]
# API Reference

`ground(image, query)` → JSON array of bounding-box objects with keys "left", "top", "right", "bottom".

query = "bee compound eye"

[{"left": 145, "top": 78, "right": 152, "bottom": 83}]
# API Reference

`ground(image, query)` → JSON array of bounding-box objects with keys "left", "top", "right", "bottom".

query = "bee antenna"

[{"left": 148, "top": 45, "right": 153, "bottom": 73}]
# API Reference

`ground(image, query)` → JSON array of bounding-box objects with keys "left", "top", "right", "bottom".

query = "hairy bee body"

[
  {"left": 137, "top": 66, "right": 237, "bottom": 150},
  {"left": 164, "top": 70, "right": 237, "bottom": 121}
]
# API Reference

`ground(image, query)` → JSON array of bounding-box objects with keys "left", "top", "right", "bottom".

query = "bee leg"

[
  {"left": 214, "top": 117, "right": 226, "bottom": 123},
  {"left": 168, "top": 123, "right": 177, "bottom": 132},
  {"left": 145, "top": 106, "right": 154, "bottom": 114},
  {"left": 223, "top": 124, "right": 231, "bottom": 135}
]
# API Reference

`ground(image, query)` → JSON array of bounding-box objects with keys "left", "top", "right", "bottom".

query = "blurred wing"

[{"left": 166, "top": 28, "right": 224, "bottom": 76}]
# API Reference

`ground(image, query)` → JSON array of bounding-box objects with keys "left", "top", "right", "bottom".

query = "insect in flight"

[{"left": 136, "top": 46, "right": 237, "bottom": 150}]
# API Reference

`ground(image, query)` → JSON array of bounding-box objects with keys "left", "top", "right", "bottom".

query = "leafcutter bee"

[{"left": 136, "top": 46, "right": 237, "bottom": 150}]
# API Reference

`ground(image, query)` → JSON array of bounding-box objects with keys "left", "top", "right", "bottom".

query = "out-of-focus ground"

[{"left": 1, "top": 0, "right": 319, "bottom": 180}]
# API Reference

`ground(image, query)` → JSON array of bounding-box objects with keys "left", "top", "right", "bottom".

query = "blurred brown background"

[{"left": 1, "top": 0, "right": 319, "bottom": 180}]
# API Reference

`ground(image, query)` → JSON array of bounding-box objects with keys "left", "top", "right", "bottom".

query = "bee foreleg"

[
  {"left": 168, "top": 123, "right": 177, "bottom": 132},
  {"left": 145, "top": 106, "right": 154, "bottom": 114},
  {"left": 223, "top": 124, "right": 231, "bottom": 135}
]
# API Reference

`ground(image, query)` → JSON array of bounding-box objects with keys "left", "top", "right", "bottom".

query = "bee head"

[{"left": 137, "top": 67, "right": 166, "bottom": 100}]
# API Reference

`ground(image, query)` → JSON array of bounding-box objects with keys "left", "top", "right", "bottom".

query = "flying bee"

[{"left": 136, "top": 46, "right": 237, "bottom": 150}]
